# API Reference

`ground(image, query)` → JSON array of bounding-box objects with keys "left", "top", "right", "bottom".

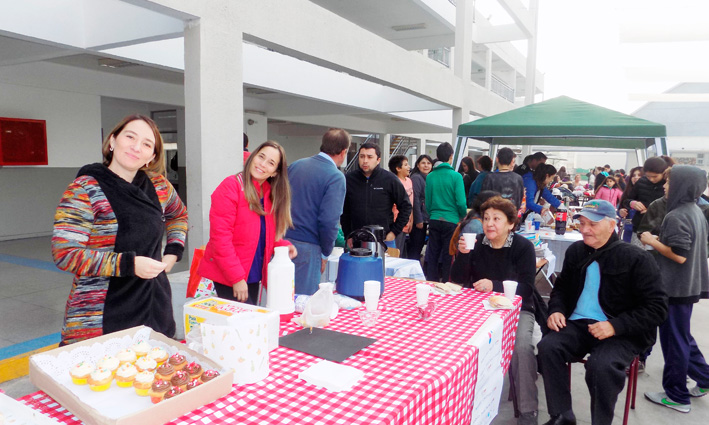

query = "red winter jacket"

[{"left": 198, "top": 174, "right": 290, "bottom": 289}]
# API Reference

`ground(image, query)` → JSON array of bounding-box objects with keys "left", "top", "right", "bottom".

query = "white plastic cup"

[
  {"left": 524, "top": 220, "right": 534, "bottom": 233},
  {"left": 415, "top": 284, "right": 430, "bottom": 306},
  {"left": 462, "top": 233, "right": 477, "bottom": 250},
  {"left": 363, "top": 280, "right": 381, "bottom": 312},
  {"left": 503, "top": 280, "right": 518, "bottom": 300}
]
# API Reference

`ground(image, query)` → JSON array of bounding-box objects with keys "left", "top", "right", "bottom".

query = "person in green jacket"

[{"left": 424, "top": 142, "right": 467, "bottom": 282}]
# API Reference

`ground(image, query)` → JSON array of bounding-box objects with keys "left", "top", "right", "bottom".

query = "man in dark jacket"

[
  {"left": 341, "top": 142, "right": 412, "bottom": 244},
  {"left": 538, "top": 200, "right": 668, "bottom": 425}
]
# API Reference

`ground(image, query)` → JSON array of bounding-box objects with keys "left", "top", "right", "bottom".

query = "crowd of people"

[{"left": 51, "top": 116, "right": 709, "bottom": 425}]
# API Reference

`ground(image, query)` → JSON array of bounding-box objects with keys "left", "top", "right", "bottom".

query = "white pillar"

[
  {"left": 453, "top": 0, "right": 474, "bottom": 145},
  {"left": 485, "top": 48, "right": 492, "bottom": 91},
  {"left": 524, "top": 0, "right": 540, "bottom": 105},
  {"left": 380, "top": 133, "right": 391, "bottom": 166},
  {"left": 184, "top": 16, "right": 244, "bottom": 248}
]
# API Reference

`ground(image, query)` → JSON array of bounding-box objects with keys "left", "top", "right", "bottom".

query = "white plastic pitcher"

[{"left": 266, "top": 246, "right": 295, "bottom": 316}]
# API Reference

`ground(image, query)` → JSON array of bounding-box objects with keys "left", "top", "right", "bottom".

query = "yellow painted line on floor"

[{"left": 0, "top": 343, "right": 59, "bottom": 383}]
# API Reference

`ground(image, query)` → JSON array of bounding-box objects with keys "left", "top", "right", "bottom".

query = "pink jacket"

[
  {"left": 198, "top": 174, "right": 290, "bottom": 289},
  {"left": 594, "top": 186, "right": 623, "bottom": 207}
]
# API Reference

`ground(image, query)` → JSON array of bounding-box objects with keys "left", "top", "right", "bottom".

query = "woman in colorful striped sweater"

[{"left": 52, "top": 115, "right": 188, "bottom": 345}]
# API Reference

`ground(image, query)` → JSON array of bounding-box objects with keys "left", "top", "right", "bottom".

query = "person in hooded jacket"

[
  {"left": 641, "top": 165, "right": 709, "bottom": 413},
  {"left": 621, "top": 157, "right": 668, "bottom": 241}
]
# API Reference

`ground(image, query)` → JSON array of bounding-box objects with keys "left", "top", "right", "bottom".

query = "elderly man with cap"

[{"left": 538, "top": 200, "right": 668, "bottom": 425}]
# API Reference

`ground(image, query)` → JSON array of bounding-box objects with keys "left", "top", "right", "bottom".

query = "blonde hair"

[
  {"left": 240, "top": 140, "right": 293, "bottom": 239},
  {"left": 101, "top": 114, "right": 166, "bottom": 175}
]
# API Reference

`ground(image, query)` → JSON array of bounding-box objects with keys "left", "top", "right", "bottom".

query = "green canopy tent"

[{"left": 453, "top": 96, "right": 667, "bottom": 168}]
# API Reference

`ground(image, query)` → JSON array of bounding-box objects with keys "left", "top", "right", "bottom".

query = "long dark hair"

[
  {"left": 459, "top": 157, "right": 476, "bottom": 178},
  {"left": 533, "top": 164, "right": 557, "bottom": 190},
  {"left": 620, "top": 166, "right": 644, "bottom": 207},
  {"left": 411, "top": 154, "right": 433, "bottom": 175}
]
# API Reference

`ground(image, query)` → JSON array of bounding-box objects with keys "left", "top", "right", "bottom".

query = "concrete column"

[
  {"left": 380, "top": 133, "right": 391, "bottom": 166},
  {"left": 453, "top": 0, "right": 474, "bottom": 145},
  {"left": 175, "top": 108, "right": 187, "bottom": 204},
  {"left": 485, "top": 48, "right": 492, "bottom": 91},
  {"left": 453, "top": 0, "right": 473, "bottom": 81},
  {"left": 524, "top": 0, "right": 540, "bottom": 105},
  {"left": 183, "top": 16, "right": 243, "bottom": 249}
]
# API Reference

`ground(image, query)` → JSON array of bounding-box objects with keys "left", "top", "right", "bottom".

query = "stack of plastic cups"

[{"left": 363, "top": 280, "right": 380, "bottom": 311}]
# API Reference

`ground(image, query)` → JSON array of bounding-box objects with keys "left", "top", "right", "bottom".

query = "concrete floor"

[{"left": 1, "top": 236, "right": 708, "bottom": 424}]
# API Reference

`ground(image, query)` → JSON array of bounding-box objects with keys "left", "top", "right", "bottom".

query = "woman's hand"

[
  {"left": 630, "top": 200, "right": 647, "bottom": 213},
  {"left": 162, "top": 254, "right": 178, "bottom": 273},
  {"left": 457, "top": 236, "right": 470, "bottom": 254},
  {"left": 416, "top": 222, "right": 424, "bottom": 229},
  {"left": 288, "top": 244, "right": 298, "bottom": 259},
  {"left": 639, "top": 231, "right": 658, "bottom": 247},
  {"left": 134, "top": 256, "right": 167, "bottom": 279},
  {"left": 618, "top": 208, "right": 628, "bottom": 218},
  {"left": 232, "top": 280, "right": 248, "bottom": 302},
  {"left": 472, "top": 278, "right": 493, "bottom": 293}
]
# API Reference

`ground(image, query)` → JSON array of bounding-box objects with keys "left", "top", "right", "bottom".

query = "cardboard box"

[
  {"left": 29, "top": 326, "right": 233, "bottom": 425},
  {"left": 184, "top": 297, "right": 279, "bottom": 351}
]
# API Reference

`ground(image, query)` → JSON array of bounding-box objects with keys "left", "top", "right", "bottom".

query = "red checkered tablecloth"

[{"left": 20, "top": 277, "right": 521, "bottom": 425}]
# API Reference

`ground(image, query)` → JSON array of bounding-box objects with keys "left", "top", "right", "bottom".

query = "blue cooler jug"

[{"left": 336, "top": 247, "right": 384, "bottom": 300}]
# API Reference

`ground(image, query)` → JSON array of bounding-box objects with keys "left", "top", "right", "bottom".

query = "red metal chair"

[{"left": 567, "top": 355, "right": 640, "bottom": 425}]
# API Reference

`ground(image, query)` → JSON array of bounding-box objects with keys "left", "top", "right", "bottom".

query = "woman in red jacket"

[{"left": 198, "top": 141, "right": 296, "bottom": 305}]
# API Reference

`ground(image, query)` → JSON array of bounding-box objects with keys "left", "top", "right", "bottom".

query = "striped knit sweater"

[{"left": 52, "top": 168, "right": 187, "bottom": 344}]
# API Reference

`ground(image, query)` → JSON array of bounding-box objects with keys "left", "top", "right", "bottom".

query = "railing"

[
  {"left": 344, "top": 134, "right": 377, "bottom": 173},
  {"left": 491, "top": 75, "right": 515, "bottom": 102},
  {"left": 427, "top": 47, "right": 451, "bottom": 68}
]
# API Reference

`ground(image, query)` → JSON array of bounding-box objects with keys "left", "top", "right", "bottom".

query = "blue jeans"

[{"left": 287, "top": 239, "right": 323, "bottom": 296}]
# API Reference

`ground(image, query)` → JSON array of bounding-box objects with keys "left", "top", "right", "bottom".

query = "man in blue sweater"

[{"left": 286, "top": 129, "right": 350, "bottom": 295}]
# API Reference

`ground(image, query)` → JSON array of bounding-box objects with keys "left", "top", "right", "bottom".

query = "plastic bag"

[{"left": 293, "top": 282, "right": 336, "bottom": 329}]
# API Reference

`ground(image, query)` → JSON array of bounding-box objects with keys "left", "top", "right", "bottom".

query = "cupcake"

[
  {"left": 155, "top": 363, "right": 175, "bottom": 381},
  {"left": 186, "top": 378, "right": 202, "bottom": 391},
  {"left": 133, "top": 371, "right": 155, "bottom": 396},
  {"left": 168, "top": 353, "right": 187, "bottom": 371},
  {"left": 170, "top": 370, "right": 189, "bottom": 391},
  {"left": 135, "top": 356, "right": 158, "bottom": 373},
  {"left": 116, "top": 348, "right": 137, "bottom": 365},
  {"left": 131, "top": 340, "right": 151, "bottom": 358},
  {"left": 69, "top": 361, "right": 95, "bottom": 385},
  {"left": 97, "top": 355, "right": 120, "bottom": 376},
  {"left": 148, "top": 347, "right": 168, "bottom": 366},
  {"left": 115, "top": 363, "right": 138, "bottom": 388},
  {"left": 200, "top": 369, "right": 220, "bottom": 383},
  {"left": 164, "top": 386, "right": 183, "bottom": 400},
  {"left": 87, "top": 368, "right": 113, "bottom": 392},
  {"left": 185, "top": 362, "right": 203, "bottom": 380},
  {"left": 148, "top": 379, "right": 171, "bottom": 404}
]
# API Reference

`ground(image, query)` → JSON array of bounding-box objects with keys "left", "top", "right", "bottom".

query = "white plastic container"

[{"left": 266, "top": 246, "right": 295, "bottom": 320}]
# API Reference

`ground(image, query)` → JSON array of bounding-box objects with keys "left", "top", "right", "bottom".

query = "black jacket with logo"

[
  {"left": 341, "top": 166, "right": 412, "bottom": 237},
  {"left": 548, "top": 233, "right": 668, "bottom": 350}
]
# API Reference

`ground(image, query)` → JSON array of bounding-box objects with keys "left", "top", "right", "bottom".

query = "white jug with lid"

[{"left": 266, "top": 246, "right": 295, "bottom": 320}]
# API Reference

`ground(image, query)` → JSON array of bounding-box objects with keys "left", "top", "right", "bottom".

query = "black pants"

[
  {"left": 538, "top": 319, "right": 638, "bottom": 425},
  {"left": 405, "top": 222, "right": 428, "bottom": 261},
  {"left": 425, "top": 220, "right": 456, "bottom": 282},
  {"left": 214, "top": 281, "right": 260, "bottom": 305}
]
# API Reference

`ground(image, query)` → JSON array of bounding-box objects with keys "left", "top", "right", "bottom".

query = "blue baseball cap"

[{"left": 573, "top": 200, "right": 617, "bottom": 222}]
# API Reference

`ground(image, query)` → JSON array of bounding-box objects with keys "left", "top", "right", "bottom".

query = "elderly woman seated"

[{"left": 450, "top": 196, "right": 539, "bottom": 425}]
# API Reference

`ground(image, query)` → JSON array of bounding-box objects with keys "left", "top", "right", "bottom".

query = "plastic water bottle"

[
  {"left": 555, "top": 203, "right": 567, "bottom": 235},
  {"left": 266, "top": 246, "right": 295, "bottom": 321}
]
